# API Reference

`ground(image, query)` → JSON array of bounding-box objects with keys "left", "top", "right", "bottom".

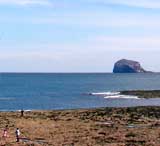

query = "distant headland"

[{"left": 113, "top": 59, "right": 152, "bottom": 73}]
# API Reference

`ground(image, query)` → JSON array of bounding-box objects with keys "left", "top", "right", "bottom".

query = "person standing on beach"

[
  {"left": 21, "top": 109, "right": 24, "bottom": 117},
  {"left": 15, "top": 128, "right": 20, "bottom": 142},
  {"left": 2, "top": 125, "right": 9, "bottom": 139}
]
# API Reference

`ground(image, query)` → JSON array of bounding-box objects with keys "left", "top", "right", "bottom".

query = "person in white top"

[{"left": 15, "top": 128, "right": 20, "bottom": 142}]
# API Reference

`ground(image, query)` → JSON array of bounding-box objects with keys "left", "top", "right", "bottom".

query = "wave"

[
  {"left": 89, "top": 91, "right": 139, "bottom": 99},
  {"left": 17, "top": 109, "right": 32, "bottom": 112},
  {"left": 89, "top": 92, "right": 120, "bottom": 96},
  {"left": 104, "top": 95, "right": 139, "bottom": 99}
]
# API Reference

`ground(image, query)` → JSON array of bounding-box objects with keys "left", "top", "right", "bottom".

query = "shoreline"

[
  {"left": 1, "top": 106, "right": 160, "bottom": 145},
  {"left": 120, "top": 89, "right": 160, "bottom": 98},
  {"left": 0, "top": 106, "right": 160, "bottom": 146},
  {"left": 90, "top": 89, "right": 160, "bottom": 99},
  {"left": 1, "top": 89, "right": 160, "bottom": 145}
]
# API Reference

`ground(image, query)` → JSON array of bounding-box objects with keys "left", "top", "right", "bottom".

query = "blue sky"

[{"left": 0, "top": 0, "right": 160, "bottom": 72}]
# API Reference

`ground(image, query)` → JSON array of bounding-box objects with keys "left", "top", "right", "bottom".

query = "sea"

[{"left": 0, "top": 73, "right": 160, "bottom": 111}]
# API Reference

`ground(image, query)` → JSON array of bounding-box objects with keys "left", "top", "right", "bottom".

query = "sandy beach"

[{"left": 0, "top": 106, "right": 160, "bottom": 146}]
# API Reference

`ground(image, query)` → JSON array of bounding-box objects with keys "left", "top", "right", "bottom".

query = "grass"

[{"left": 0, "top": 106, "right": 160, "bottom": 145}]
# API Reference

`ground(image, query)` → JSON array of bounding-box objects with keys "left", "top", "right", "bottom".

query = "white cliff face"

[{"left": 113, "top": 59, "right": 147, "bottom": 73}]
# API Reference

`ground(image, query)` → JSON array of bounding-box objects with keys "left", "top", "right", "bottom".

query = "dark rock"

[{"left": 113, "top": 59, "right": 148, "bottom": 73}]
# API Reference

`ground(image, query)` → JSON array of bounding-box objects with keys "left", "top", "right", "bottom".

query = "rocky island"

[{"left": 113, "top": 59, "right": 149, "bottom": 73}]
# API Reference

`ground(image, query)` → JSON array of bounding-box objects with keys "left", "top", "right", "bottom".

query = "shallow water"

[{"left": 0, "top": 73, "right": 160, "bottom": 110}]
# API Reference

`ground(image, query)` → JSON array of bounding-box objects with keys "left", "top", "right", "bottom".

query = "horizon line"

[
  {"left": 0, "top": 72, "right": 157, "bottom": 74},
  {"left": 0, "top": 72, "right": 111, "bottom": 74}
]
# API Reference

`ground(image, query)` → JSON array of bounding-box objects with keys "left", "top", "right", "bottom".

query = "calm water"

[{"left": 0, "top": 73, "right": 160, "bottom": 110}]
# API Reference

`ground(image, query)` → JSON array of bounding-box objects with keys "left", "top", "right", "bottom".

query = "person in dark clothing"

[{"left": 21, "top": 109, "right": 24, "bottom": 117}]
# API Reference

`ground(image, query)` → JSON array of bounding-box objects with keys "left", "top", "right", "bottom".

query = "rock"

[{"left": 113, "top": 59, "right": 148, "bottom": 73}]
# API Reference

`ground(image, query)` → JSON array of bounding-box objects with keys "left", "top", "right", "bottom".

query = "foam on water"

[
  {"left": 17, "top": 109, "right": 32, "bottom": 112},
  {"left": 90, "top": 92, "right": 120, "bottom": 96},
  {"left": 104, "top": 95, "right": 139, "bottom": 99},
  {"left": 90, "top": 91, "right": 139, "bottom": 99}
]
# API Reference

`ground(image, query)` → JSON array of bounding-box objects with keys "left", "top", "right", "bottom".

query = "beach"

[
  {"left": 0, "top": 106, "right": 160, "bottom": 146},
  {"left": 0, "top": 90, "right": 160, "bottom": 145},
  {"left": 0, "top": 0, "right": 160, "bottom": 145}
]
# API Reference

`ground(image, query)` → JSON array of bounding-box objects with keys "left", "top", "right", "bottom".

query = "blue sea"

[{"left": 0, "top": 73, "right": 160, "bottom": 111}]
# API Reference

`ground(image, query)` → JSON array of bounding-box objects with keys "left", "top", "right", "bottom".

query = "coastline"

[
  {"left": 1, "top": 90, "right": 160, "bottom": 145},
  {"left": 120, "top": 90, "right": 160, "bottom": 98},
  {"left": 1, "top": 106, "right": 160, "bottom": 145}
]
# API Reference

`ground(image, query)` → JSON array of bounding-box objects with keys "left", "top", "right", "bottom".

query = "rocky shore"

[
  {"left": 120, "top": 90, "right": 160, "bottom": 98},
  {"left": 1, "top": 105, "right": 160, "bottom": 145}
]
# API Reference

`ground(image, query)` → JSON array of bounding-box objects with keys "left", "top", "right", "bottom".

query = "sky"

[{"left": 0, "top": 0, "right": 160, "bottom": 72}]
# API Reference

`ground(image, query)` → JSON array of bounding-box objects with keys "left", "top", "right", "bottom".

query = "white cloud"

[
  {"left": 13, "top": 9, "right": 159, "bottom": 29},
  {"left": 0, "top": 1, "right": 159, "bottom": 29},
  {"left": 89, "top": 36, "right": 160, "bottom": 51},
  {"left": 7, "top": 11, "right": 158, "bottom": 29},
  {"left": 0, "top": 0, "right": 51, "bottom": 6},
  {"left": 88, "top": 0, "right": 160, "bottom": 9},
  {"left": 0, "top": 40, "right": 159, "bottom": 72}
]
